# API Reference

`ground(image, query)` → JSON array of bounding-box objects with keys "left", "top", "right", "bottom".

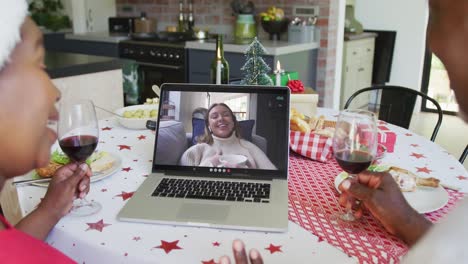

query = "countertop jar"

[{"left": 234, "top": 14, "right": 256, "bottom": 44}]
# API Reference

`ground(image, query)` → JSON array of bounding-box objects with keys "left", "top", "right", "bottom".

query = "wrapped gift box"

[
  {"left": 269, "top": 71, "right": 299, "bottom": 86},
  {"left": 378, "top": 125, "right": 396, "bottom": 153},
  {"left": 290, "top": 87, "right": 318, "bottom": 118}
]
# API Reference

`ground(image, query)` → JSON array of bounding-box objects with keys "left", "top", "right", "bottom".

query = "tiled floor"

[{"left": 409, "top": 112, "right": 468, "bottom": 169}]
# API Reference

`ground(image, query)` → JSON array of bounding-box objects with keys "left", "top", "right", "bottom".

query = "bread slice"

[
  {"left": 90, "top": 152, "right": 115, "bottom": 172},
  {"left": 290, "top": 115, "right": 311, "bottom": 133}
]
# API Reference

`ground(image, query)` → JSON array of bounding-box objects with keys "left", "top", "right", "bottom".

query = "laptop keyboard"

[{"left": 151, "top": 178, "right": 271, "bottom": 203}]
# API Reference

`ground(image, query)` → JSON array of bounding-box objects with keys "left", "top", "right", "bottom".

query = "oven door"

[{"left": 137, "top": 62, "right": 186, "bottom": 104}]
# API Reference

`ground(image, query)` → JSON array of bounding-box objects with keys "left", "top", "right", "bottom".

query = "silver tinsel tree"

[{"left": 240, "top": 37, "right": 273, "bottom": 85}]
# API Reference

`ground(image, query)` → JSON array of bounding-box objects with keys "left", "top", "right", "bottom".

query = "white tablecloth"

[
  {"left": 15, "top": 117, "right": 354, "bottom": 264},
  {"left": 14, "top": 109, "right": 467, "bottom": 263}
]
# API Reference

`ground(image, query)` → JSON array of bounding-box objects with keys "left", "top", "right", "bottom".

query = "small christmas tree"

[{"left": 240, "top": 37, "right": 273, "bottom": 85}]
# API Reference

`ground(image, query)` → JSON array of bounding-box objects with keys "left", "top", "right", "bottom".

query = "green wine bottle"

[
  {"left": 210, "top": 35, "right": 229, "bottom": 84},
  {"left": 177, "top": 0, "right": 185, "bottom": 32}
]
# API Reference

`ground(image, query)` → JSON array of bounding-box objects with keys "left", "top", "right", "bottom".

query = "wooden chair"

[{"left": 344, "top": 85, "right": 443, "bottom": 142}]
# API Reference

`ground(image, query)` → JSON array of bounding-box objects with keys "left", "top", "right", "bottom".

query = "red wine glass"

[
  {"left": 58, "top": 99, "right": 101, "bottom": 216},
  {"left": 333, "top": 109, "right": 378, "bottom": 222}
]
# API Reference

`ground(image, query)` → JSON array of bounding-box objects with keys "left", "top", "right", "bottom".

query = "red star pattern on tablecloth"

[
  {"left": 265, "top": 244, "right": 282, "bottom": 254},
  {"left": 410, "top": 153, "right": 426, "bottom": 159},
  {"left": 416, "top": 166, "right": 432, "bottom": 174},
  {"left": 457, "top": 176, "right": 468, "bottom": 181},
  {"left": 405, "top": 133, "right": 413, "bottom": 136},
  {"left": 212, "top": 241, "right": 220, "bottom": 247},
  {"left": 133, "top": 236, "right": 141, "bottom": 241},
  {"left": 101, "top": 188, "right": 107, "bottom": 192},
  {"left": 153, "top": 240, "right": 182, "bottom": 254},
  {"left": 137, "top": 135, "right": 146, "bottom": 140},
  {"left": 115, "top": 191, "right": 135, "bottom": 201},
  {"left": 117, "top": 145, "right": 131, "bottom": 150},
  {"left": 410, "top": 144, "right": 419, "bottom": 147},
  {"left": 201, "top": 259, "right": 217, "bottom": 264},
  {"left": 122, "top": 167, "right": 132, "bottom": 172},
  {"left": 86, "top": 219, "right": 111, "bottom": 232},
  {"left": 133, "top": 159, "right": 138, "bottom": 162},
  {"left": 101, "top": 127, "right": 112, "bottom": 131}
]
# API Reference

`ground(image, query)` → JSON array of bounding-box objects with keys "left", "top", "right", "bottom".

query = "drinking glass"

[
  {"left": 333, "top": 109, "right": 378, "bottom": 222},
  {"left": 57, "top": 99, "right": 101, "bottom": 216}
]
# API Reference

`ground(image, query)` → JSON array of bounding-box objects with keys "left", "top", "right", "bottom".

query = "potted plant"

[
  {"left": 230, "top": 0, "right": 256, "bottom": 44},
  {"left": 29, "top": 0, "right": 71, "bottom": 32}
]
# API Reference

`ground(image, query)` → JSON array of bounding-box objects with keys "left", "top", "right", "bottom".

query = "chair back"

[
  {"left": 344, "top": 85, "right": 443, "bottom": 141},
  {"left": 460, "top": 145, "right": 468, "bottom": 164}
]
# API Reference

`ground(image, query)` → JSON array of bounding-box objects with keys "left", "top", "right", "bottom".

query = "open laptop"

[{"left": 118, "top": 83, "right": 290, "bottom": 232}]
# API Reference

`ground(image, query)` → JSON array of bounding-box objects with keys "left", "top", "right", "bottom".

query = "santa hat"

[{"left": 0, "top": 0, "right": 28, "bottom": 70}]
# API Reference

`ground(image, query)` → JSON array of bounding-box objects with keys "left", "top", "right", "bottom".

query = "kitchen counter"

[
  {"left": 65, "top": 32, "right": 129, "bottom": 43},
  {"left": 185, "top": 39, "right": 320, "bottom": 55},
  {"left": 45, "top": 51, "right": 127, "bottom": 79}
]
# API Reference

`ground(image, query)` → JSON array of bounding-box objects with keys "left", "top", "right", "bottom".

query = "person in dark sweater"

[{"left": 222, "top": 0, "right": 468, "bottom": 263}]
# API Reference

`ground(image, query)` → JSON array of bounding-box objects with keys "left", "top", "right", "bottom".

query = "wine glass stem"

[
  {"left": 341, "top": 174, "right": 361, "bottom": 222},
  {"left": 76, "top": 162, "right": 91, "bottom": 204}
]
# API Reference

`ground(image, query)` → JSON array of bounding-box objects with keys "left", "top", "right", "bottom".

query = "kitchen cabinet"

[
  {"left": 186, "top": 40, "right": 319, "bottom": 88},
  {"left": 45, "top": 51, "right": 127, "bottom": 119},
  {"left": 188, "top": 50, "right": 274, "bottom": 83},
  {"left": 44, "top": 33, "right": 120, "bottom": 57},
  {"left": 340, "top": 35, "right": 376, "bottom": 109}
]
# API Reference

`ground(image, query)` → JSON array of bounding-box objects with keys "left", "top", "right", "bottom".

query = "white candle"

[
  {"left": 216, "top": 60, "right": 222, "bottom": 84},
  {"left": 275, "top": 60, "right": 282, "bottom": 86}
]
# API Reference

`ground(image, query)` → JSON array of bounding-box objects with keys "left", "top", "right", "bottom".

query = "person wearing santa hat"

[
  {"left": 0, "top": 1, "right": 91, "bottom": 263},
  {"left": 0, "top": 1, "right": 263, "bottom": 263}
]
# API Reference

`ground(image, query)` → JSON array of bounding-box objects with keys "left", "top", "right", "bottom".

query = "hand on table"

[
  {"left": 219, "top": 239, "right": 263, "bottom": 264},
  {"left": 339, "top": 171, "right": 432, "bottom": 246},
  {"left": 39, "top": 163, "right": 91, "bottom": 219}
]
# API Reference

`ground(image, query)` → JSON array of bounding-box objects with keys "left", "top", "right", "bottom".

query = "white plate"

[
  {"left": 31, "top": 152, "right": 122, "bottom": 187},
  {"left": 114, "top": 104, "right": 158, "bottom": 129},
  {"left": 334, "top": 171, "right": 449, "bottom": 214}
]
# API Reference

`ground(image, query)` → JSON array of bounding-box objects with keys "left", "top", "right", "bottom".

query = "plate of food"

[
  {"left": 334, "top": 164, "right": 449, "bottom": 214},
  {"left": 32, "top": 150, "right": 122, "bottom": 187}
]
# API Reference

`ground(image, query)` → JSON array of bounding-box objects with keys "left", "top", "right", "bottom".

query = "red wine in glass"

[
  {"left": 332, "top": 109, "right": 378, "bottom": 222},
  {"left": 59, "top": 135, "right": 98, "bottom": 163},
  {"left": 58, "top": 99, "right": 101, "bottom": 216},
  {"left": 335, "top": 150, "right": 373, "bottom": 174}
]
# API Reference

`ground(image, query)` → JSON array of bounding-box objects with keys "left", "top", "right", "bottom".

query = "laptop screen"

[{"left": 152, "top": 84, "right": 290, "bottom": 179}]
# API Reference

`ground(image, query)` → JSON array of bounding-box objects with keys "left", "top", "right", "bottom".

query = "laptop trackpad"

[{"left": 177, "top": 203, "right": 230, "bottom": 221}]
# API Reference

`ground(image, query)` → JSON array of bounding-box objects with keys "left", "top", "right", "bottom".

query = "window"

[{"left": 224, "top": 95, "right": 249, "bottom": 120}]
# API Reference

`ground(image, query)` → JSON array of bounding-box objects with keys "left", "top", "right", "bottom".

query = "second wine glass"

[
  {"left": 58, "top": 99, "right": 101, "bottom": 216},
  {"left": 333, "top": 109, "right": 378, "bottom": 222}
]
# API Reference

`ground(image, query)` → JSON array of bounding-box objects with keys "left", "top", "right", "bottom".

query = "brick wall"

[{"left": 117, "top": 0, "right": 339, "bottom": 107}]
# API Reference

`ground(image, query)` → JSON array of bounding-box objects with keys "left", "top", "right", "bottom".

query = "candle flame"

[{"left": 276, "top": 60, "right": 281, "bottom": 71}]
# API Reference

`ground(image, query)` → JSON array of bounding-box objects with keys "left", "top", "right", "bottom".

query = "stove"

[{"left": 119, "top": 32, "right": 196, "bottom": 104}]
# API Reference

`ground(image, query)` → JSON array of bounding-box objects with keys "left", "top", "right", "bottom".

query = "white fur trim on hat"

[{"left": 0, "top": 0, "right": 28, "bottom": 70}]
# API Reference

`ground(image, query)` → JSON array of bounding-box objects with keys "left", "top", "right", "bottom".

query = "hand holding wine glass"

[
  {"left": 333, "top": 109, "right": 378, "bottom": 222},
  {"left": 57, "top": 99, "right": 101, "bottom": 216}
]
